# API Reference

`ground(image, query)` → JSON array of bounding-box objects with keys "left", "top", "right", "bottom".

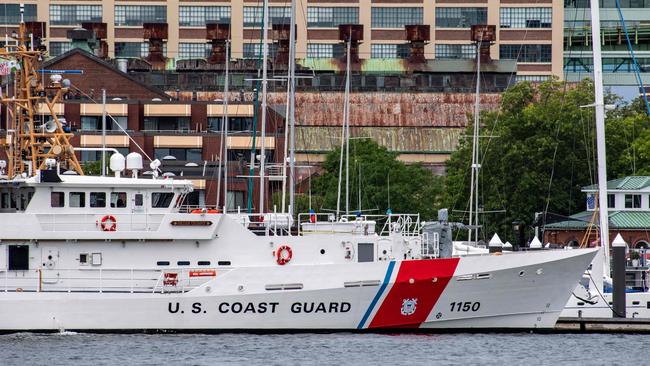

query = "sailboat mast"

[
  {"left": 222, "top": 39, "right": 230, "bottom": 213},
  {"left": 468, "top": 46, "right": 481, "bottom": 243},
  {"left": 344, "top": 37, "right": 351, "bottom": 217},
  {"left": 590, "top": 0, "right": 611, "bottom": 274},
  {"left": 336, "top": 37, "right": 352, "bottom": 219},
  {"left": 258, "top": 0, "right": 270, "bottom": 215},
  {"left": 288, "top": 0, "right": 297, "bottom": 219}
]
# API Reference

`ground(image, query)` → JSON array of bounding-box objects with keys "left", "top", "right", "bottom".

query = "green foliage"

[
  {"left": 81, "top": 160, "right": 103, "bottom": 176},
  {"left": 308, "top": 139, "right": 445, "bottom": 220},
  {"left": 444, "top": 79, "right": 650, "bottom": 242}
]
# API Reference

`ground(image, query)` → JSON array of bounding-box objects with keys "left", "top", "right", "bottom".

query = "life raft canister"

[
  {"left": 100, "top": 215, "right": 117, "bottom": 231},
  {"left": 191, "top": 208, "right": 220, "bottom": 214},
  {"left": 276, "top": 245, "right": 293, "bottom": 265}
]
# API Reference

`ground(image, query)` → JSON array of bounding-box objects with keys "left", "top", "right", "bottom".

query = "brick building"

[{"left": 1, "top": 49, "right": 284, "bottom": 212}]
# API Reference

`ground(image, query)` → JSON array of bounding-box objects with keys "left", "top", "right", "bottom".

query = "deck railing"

[{"left": 1, "top": 267, "right": 219, "bottom": 294}]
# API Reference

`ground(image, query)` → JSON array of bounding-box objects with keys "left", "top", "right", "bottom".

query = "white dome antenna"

[
  {"left": 126, "top": 152, "right": 143, "bottom": 178},
  {"left": 109, "top": 152, "right": 125, "bottom": 178}
]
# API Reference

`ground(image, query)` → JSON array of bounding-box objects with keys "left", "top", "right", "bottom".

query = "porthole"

[
  {"left": 320, "top": 249, "right": 325, "bottom": 255},
  {"left": 519, "top": 270, "right": 525, "bottom": 277},
  {"left": 157, "top": 261, "right": 170, "bottom": 266}
]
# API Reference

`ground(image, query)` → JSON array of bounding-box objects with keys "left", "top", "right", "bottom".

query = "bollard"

[{"left": 612, "top": 234, "right": 626, "bottom": 318}]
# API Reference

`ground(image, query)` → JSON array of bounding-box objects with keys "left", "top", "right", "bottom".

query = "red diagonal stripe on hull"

[{"left": 368, "top": 258, "right": 460, "bottom": 329}]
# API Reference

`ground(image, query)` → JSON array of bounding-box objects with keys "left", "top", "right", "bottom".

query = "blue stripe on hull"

[{"left": 356, "top": 261, "right": 396, "bottom": 329}]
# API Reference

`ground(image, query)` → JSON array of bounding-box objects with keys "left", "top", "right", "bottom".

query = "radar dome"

[
  {"left": 126, "top": 152, "right": 143, "bottom": 170},
  {"left": 109, "top": 152, "right": 126, "bottom": 172}
]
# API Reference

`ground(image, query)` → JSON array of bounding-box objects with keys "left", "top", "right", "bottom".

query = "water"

[{"left": 1, "top": 332, "right": 643, "bottom": 365}]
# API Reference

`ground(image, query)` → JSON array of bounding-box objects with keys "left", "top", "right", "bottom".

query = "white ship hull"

[{"left": 0, "top": 249, "right": 595, "bottom": 331}]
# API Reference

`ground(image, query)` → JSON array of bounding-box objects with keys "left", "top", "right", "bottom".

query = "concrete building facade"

[{"left": 1, "top": 0, "right": 563, "bottom": 81}]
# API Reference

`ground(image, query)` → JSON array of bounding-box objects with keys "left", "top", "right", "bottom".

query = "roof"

[
  {"left": 42, "top": 48, "right": 170, "bottom": 100},
  {"left": 583, "top": 176, "right": 650, "bottom": 191},
  {"left": 544, "top": 210, "right": 650, "bottom": 230},
  {"left": 2, "top": 174, "right": 194, "bottom": 188}
]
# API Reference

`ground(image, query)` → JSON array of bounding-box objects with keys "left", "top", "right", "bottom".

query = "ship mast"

[{"left": 0, "top": 20, "right": 83, "bottom": 178}]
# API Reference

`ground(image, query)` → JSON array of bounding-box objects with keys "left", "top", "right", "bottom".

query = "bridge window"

[
  {"left": 69, "top": 192, "right": 86, "bottom": 208},
  {"left": 111, "top": 192, "right": 127, "bottom": 208},
  {"left": 51, "top": 192, "right": 65, "bottom": 207},
  {"left": 152, "top": 192, "right": 174, "bottom": 208},
  {"left": 90, "top": 192, "right": 106, "bottom": 208}
]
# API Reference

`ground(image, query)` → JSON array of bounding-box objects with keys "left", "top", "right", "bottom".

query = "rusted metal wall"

[
  {"left": 296, "top": 126, "right": 463, "bottom": 153},
  {"left": 174, "top": 91, "right": 501, "bottom": 128}
]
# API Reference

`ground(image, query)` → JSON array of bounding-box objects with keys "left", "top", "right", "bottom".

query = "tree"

[
  {"left": 443, "top": 79, "right": 610, "bottom": 242},
  {"left": 308, "top": 139, "right": 445, "bottom": 220}
]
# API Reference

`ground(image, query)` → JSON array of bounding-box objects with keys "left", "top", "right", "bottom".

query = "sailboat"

[
  {"left": 0, "top": 9, "right": 598, "bottom": 332},
  {"left": 561, "top": 0, "right": 650, "bottom": 319}
]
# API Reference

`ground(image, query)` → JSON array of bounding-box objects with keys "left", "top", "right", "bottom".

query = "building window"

[
  {"left": 515, "top": 75, "right": 551, "bottom": 83},
  {"left": 372, "top": 7, "right": 422, "bottom": 29},
  {"left": 565, "top": 0, "right": 650, "bottom": 8},
  {"left": 625, "top": 194, "right": 642, "bottom": 209},
  {"left": 50, "top": 5, "right": 102, "bottom": 26},
  {"left": 307, "top": 7, "right": 359, "bottom": 28},
  {"left": 179, "top": 6, "right": 231, "bottom": 27},
  {"left": 228, "top": 149, "right": 273, "bottom": 163},
  {"left": 371, "top": 44, "right": 409, "bottom": 59},
  {"left": 80, "top": 148, "right": 129, "bottom": 162},
  {"left": 144, "top": 117, "right": 190, "bottom": 132},
  {"left": 500, "top": 8, "right": 552, "bottom": 29},
  {"left": 0, "top": 4, "right": 37, "bottom": 24},
  {"left": 608, "top": 194, "right": 616, "bottom": 208},
  {"left": 208, "top": 117, "right": 255, "bottom": 132},
  {"left": 306, "top": 43, "right": 345, "bottom": 58},
  {"left": 179, "top": 43, "right": 210, "bottom": 59},
  {"left": 435, "top": 7, "right": 486, "bottom": 28},
  {"left": 500, "top": 45, "right": 552, "bottom": 63},
  {"left": 154, "top": 148, "right": 203, "bottom": 161},
  {"left": 227, "top": 191, "right": 246, "bottom": 209},
  {"left": 48, "top": 42, "right": 72, "bottom": 57},
  {"left": 115, "top": 42, "right": 150, "bottom": 58},
  {"left": 435, "top": 44, "right": 476, "bottom": 59},
  {"left": 115, "top": 5, "right": 166, "bottom": 26},
  {"left": 243, "top": 43, "right": 278, "bottom": 59},
  {"left": 81, "top": 116, "right": 127, "bottom": 131},
  {"left": 243, "top": 7, "right": 290, "bottom": 27}
]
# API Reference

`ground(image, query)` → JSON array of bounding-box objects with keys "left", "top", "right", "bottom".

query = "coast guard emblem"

[{"left": 401, "top": 298, "right": 418, "bottom": 316}]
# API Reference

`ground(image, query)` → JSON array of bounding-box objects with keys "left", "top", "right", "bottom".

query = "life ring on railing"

[
  {"left": 100, "top": 215, "right": 117, "bottom": 231},
  {"left": 276, "top": 245, "right": 293, "bottom": 265},
  {"left": 191, "top": 209, "right": 220, "bottom": 214}
]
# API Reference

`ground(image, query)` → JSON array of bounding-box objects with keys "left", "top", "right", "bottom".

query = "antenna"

[{"left": 0, "top": 22, "right": 83, "bottom": 177}]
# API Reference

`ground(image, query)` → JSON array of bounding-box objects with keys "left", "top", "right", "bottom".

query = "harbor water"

[{"left": 2, "top": 332, "right": 645, "bottom": 365}]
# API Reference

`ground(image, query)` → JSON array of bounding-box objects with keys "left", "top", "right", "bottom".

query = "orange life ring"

[
  {"left": 100, "top": 215, "right": 117, "bottom": 231},
  {"left": 276, "top": 245, "right": 293, "bottom": 265}
]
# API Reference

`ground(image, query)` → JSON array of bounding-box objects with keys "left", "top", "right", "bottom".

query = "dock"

[{"left": 556, "top": 317, "right": 650, "bottom": 333}]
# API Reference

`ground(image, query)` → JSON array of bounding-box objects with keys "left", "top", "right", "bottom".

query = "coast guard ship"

[{"left": 0, "top": 21, "right": 597, "bottom": 332}]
